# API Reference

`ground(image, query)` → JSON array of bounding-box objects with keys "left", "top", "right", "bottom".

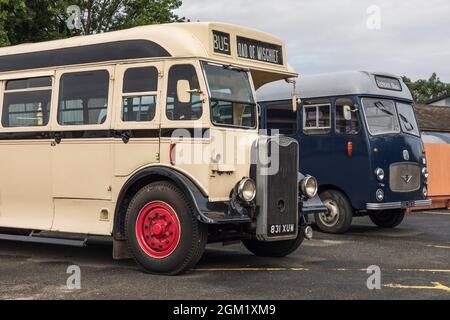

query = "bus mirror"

[
  {"left": 177, "top": 80, "right": 192, "bottom": 103},
  {"left": 343, "top": 105, "right": 352, "bottom": 121}
]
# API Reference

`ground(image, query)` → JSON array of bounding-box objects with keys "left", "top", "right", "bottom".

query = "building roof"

[
  {"left": 415, "top": 104, "right": 450, "bottom": 132},
  {"left": 257, "top": 71, "right": 413, "bottom": 102},
  {"left": 427, "top": 93, "right": 450, "bottom": 105}
]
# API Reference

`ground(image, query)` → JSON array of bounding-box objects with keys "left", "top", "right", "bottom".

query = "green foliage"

[
  {"left": 0, "top": 0, "right": 184, "bottom": 46},
  {"left": 402, "top": 73, "right": 450, "bottom": 104}
]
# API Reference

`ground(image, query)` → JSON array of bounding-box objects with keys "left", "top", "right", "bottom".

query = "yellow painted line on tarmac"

[
  {"left": 196, "top": 267, "right": 450, "bottom": 273},
  {"left": 384, "top": 282, "right": 450, "bottom": 293},
  {"left": 427, "top": 244, "right": 450, "bottom": 250},
  {"left": 397, "top": 268, "right": 450, "bottom": 273},
  {"left": 195, "top": 267, "right": 309, "bottom": 272}
]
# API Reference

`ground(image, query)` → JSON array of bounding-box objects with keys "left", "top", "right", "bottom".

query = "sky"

[{"left": 175, "top": 0, "right": 450, "bottom": 82}]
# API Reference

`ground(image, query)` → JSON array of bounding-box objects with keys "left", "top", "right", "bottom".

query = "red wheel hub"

[{"left": 135, "top": 201, "right": 181, "bottom": 259}]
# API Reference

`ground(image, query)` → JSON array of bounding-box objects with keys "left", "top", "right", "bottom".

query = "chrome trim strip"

[{"left": 367, "top": 199, "right": 432, "bottom": 210}]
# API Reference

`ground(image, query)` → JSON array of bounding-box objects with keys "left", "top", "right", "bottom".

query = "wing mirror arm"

[{"left": 285, "top": 78, "right": 300, "bottom": 112}]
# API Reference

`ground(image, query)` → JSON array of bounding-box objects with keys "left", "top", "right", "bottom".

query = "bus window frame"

[
  {"left": 302, "top": 102, "right": 332, "bottom": 135},
  {"left": 334, "top": 97, "right": 361, "bottom": 136},
  {"left": 395, "top": 101, "right": 421, "bottom": 138},
  {"left": 118, "top": 64, "right": 161, "bottom": 126},
  {"left": 201, "top": 60, "right": 258, "bottom": 131},
  {"left": 359, "top": 96, "right": 402, "bottom": 137},
  {"left": 53, "top": 65, "right": 115, "bottom": 132},
  {"left": 0, "top": 71, "right": 56, "bottom": 133}
]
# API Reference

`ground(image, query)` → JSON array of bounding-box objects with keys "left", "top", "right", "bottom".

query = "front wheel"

[
  {"left": 315, "top": 190, "right": 353, "bottom": 234},
  {"left": 242, "top": 232, "right": 304, "bottom": 257},
  {"left": 125, "top": 181, "right": 207, "bottom": 275},
  {"left": 369, "top": 209, "right": 406, "bottom": 228}
]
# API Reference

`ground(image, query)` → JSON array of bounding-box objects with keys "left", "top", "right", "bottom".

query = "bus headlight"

[
  {"left": 300, "top": 176, "right": 318, "bottom": 199},
  {"left": 422, "top": 167, "right": 429, "bottom": 179},
  {"left": 375, "top": 168, "right": 385, "bottom": 181},
  {"left": 422, "top": 157, "right": 427, "bottom": 165},
  {"left": 237, "top": 178, "right": 256, "bottom": 202},
  {"left": 423, "top": 187, "right": 428, "bottom": 198},
  {"left": 376, "top": 189, "right": 384, "bottom": 202}
]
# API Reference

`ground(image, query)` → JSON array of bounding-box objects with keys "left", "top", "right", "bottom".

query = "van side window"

[
  {"left": 335, "top": 98, "right": 360, "bottom": 135},
  {"left": 303, "top": 100, "right": 331, "bottom": 134},
  {"left": 122, "top": 67, "right": 158, "bottom": 122},
  {"left": 2, "top": 76, "right": 52, "bottom": 127},
  {"left": 57, "top": 70, "right": 109, "bottom": 126},
  {"left": 166, "top": 64, "right": 202, "bottom": 121}
]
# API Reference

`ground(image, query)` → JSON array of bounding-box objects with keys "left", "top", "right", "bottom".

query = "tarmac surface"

[{"left": 0, "top": 211, "right": 449, "bottom": 300}]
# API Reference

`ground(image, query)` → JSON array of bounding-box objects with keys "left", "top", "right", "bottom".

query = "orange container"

[{"left": 425, "top": 144, "right": 450, "bottom": 197}]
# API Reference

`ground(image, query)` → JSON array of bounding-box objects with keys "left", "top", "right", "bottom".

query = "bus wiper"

[
  {"left": 223, "top": 65, "right": 247, "bottom": 72},
  {"left": 399, "top": 113, "right": 414, "bottom": 131},
  {"left": 374, "top": 101, "right": 394, "bottom": 116}
]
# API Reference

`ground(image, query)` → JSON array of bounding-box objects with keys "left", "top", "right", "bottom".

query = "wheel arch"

[
  {"left": 113, "top": 166, "right": 208, "bottom": 240},
  {"left": 318, "top": 184, "right": 355, "bottom": 209}
]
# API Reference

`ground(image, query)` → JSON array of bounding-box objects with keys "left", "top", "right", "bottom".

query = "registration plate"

[
  {"left": 269, "top": 224, "right": 296, "bottom": 236},
  {"left": 401, "top": 201, "right": 415, "bottom": 209}
]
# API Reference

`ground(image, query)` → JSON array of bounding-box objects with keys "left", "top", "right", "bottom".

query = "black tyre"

[
  {"left": 242, "top": 232, "right": 304, "bottom": 257},
  {"left": 315, "top": 190, "right": 353, "bottom": 234},
  {"left": 369, "top": 209, "right": 406, "bottom": 228},
  {"left": 125, "top": 181, "right": 207, "bottom": 275}
]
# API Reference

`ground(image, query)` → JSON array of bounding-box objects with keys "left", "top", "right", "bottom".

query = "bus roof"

[
  {"left": 257, "top": 71, "right": 413, "bottom": 102},
  {"left": 0, "top": 22, "right": 297, "bottom": 88}
]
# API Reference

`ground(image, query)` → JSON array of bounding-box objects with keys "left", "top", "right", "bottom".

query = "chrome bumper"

[{"left": 367, "top": 199, "right": 432, "bottom": 210}]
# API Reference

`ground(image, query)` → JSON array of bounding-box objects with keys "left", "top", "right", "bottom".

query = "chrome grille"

[{"left": 389, "top": 163, "right": 421, "bottom": 193}]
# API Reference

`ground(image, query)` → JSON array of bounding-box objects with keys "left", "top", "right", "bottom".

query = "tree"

[
  {"left": 0, "top": 0, "right": 184, "bottom": 47},
  {"left": 402, "top": 73, "right": 450, "bottom": 104}
]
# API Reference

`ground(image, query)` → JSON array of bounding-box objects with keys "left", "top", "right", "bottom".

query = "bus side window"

[
  {"left": 335, "top": 98, "right": 360, "bottom": 135},
  {"left": 166, "top": 64, "right": 202, "bottom": 121},
  {"left": 303, "top": 100, "right": 331, "bottom": 135},
  {"left": 122, "top": 67, "right": 158, "bottom": 122},
  {"left": 57, "top": 70, "right": 109, "bottom": 126},
  {"left": 2, "top": 77, "right": 52, "bottom": 128},
  {"left": 266, "top": 103, "right": 297, "bottom": 135}
]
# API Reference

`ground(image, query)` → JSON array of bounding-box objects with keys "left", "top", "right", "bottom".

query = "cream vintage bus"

[{"left": 0, "top": 22, "right": 318, "bottom": 275}]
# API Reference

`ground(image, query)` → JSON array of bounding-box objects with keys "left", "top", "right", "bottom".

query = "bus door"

[
  {"left": 0, "top": 74, "right": 55, "bottom": 230},
  {"left": 50, "top": 66, "right": 115, "bottom": 234},
  {"left": 159, "top": 62, "right": 210, "bottom": 194},
  {"left": 332, "top": 97, "right": 365, "bottom": 194},
  {"left": 113, "top": 62, "right": 163, "bottom": 177}
]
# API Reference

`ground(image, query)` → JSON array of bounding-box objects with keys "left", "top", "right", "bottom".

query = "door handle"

[
  {"left": 53, "top": 132, "right": 62, "bottom": 145},
  {"left": 121, "top": 131, "right": 131, "bottom": 144}
]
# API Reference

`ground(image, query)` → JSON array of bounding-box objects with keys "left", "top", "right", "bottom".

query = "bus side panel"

[{"left": 0, "top": 140, "right": 54, "bottom": 230}]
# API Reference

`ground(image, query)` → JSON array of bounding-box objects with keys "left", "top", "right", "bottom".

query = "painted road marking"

[
  {"left": 421, "top": 211, "right": 450, "bottom": 216},
  {"left": 427, "top": 244, "right": 450, "bottom": 250},
  {"left": 195, "top": 267, "right": 309, "bottom": 272},
  {"left": 384, "top": 282, "right": 450, "bottom": 293},
  {"left": 397, "top": 268, "right": 450, "bottom": 273},
  {"left": 196, "top": 267, "right": 450, "bottom": 273}
]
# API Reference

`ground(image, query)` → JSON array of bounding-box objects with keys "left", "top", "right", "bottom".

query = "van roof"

[{"left": 257, "top": 71, "right": 413, "bottom": 102}]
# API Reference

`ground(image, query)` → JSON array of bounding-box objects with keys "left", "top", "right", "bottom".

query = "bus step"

[{"left": 0, "top": 231, "right": 88, "bottom": 247}]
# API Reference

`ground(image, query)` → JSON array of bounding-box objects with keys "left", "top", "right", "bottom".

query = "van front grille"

[{"left": 389, "top": 163, "right": 421, "bottom": 193}]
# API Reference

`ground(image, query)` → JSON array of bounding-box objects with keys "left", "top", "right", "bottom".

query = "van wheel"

[
  {"left": 242, "top": 232, "right": 304, "bottom": 257},
  {"left": 315, "top": 190, "right": 353, "bottom": 234},
  {"left": 369, "top": 209, "right": 405, "bottom": 228},
  {"left": 125, "top": 181, "right": 207, "bottom": 275}
]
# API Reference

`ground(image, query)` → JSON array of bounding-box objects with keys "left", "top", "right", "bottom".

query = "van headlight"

[
  {"left": 422, "top": 167, "right": 429, "bottom": 179},
  {"left": 300, "top": 176, "right": 318, "bottom": 199},
  {"left": 237, "top": 178, "right": 256, "bottom": 202},
  {"left": 375, "top": 168, "right": 385, "bottom": 181}
]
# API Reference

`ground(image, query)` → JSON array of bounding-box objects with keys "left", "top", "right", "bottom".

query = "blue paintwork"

[{"left": 260, "top": 94, "right": 427, "bottom": 211}]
